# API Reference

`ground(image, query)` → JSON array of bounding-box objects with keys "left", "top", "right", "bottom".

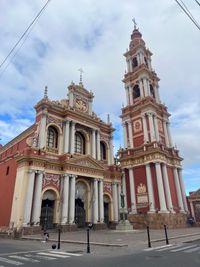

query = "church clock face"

[{"left": 75, "top": 98, "right": 88, "bottom": 112}]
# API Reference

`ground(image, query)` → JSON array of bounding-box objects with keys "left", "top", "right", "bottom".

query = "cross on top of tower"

[
  {"left": 78, "top": 68, "right": 84, "bottom": 86},
  {"left": 132, "top": 18, "right": 138, "bottom": 30}
]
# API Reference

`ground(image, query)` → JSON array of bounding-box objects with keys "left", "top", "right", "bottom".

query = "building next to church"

[
  {"left": 0, "top": 80, "right": 121, "bottom": 234},
  {"left": 187, "top": 189, "right": 200, "bottom": 225},
  {"left": 118, "top": 25, "right": 188, "bottom": 228}
]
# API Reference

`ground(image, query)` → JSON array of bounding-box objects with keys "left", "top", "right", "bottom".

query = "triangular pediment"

[{"left": 67, "top": 155, "right": 105, "bottom": 170}]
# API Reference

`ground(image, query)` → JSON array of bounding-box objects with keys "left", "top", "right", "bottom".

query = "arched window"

[
  {"left": 150, "top": 84, "right": 155, "bottom": 98},
  {"left": 47, "top": 126, "right": 58, "bottom": 148},
  {"left": 133, "top": 84, "right": 140, "bottom": 99},
  {"left": 100, "top": 142, "right": 107, "bottom": 160},
  {"left": 75, "top": 132, "right": 85, "bottom": 154},
  {"left": 132, "top": 57, "right": 138, "bottom": 70}
]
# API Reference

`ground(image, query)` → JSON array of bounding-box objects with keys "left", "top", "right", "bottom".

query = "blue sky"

[{"left": 0, "top": 0, "right": 200, "bottom": 194}]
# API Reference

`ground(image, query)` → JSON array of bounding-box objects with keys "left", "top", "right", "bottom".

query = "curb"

[{"left": 21, "top": 236, "right": 128, "bottom": 247}]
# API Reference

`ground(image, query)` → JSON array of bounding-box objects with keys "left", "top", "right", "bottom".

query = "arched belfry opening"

[
  {"left": 150, "top": 84, "right": 155, "bottom": 98},
  {"left": 132, "top": 57, "right": 138, "bottom": 70},
  {"left": 133, "top": 84, "right": 140, "bottom": 100}
]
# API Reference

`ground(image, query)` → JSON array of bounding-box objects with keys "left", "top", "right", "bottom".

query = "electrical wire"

[
  {"left": 0, "top": 0, "right": 51, "bottom": 71},
  {"left": 175, "top": 0, "right": 200, "bottom": 30},
  {"left": 194, "top": 0, "right": 200, "bottom": 7}
]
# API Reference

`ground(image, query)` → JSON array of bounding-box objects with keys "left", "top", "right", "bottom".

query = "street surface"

[{"left": 0, "top": 238, "right": 200, "bottom": 266}]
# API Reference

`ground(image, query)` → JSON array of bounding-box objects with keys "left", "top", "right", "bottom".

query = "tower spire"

[
  {"left": 78, "top": 68, "right": 84, "bottom": 87},
  {"left": 132, "top": 18, "right": 138, "bottom": 30},
  {"left": 44, "top": 85, "right": 48, "bottom": 99}
]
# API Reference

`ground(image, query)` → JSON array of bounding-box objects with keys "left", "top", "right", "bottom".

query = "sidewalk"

[{"left": 22, "top": 226, "right": 200, "bottom": 255}]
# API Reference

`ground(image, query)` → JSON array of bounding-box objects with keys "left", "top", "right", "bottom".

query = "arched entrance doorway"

[
  {"left": 75, "top": 181, "right": 87, "bottom": 228},
  {"left": 40, "top": 190, "right": 56, "bottom": 230},
  {"left": 104, "top": 195, "right": 110, "bottom": 225}
]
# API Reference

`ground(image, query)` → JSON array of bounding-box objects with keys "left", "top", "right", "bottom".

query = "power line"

[
  {"left": 194, "top": 0, "right": 200, "bottom": 7},
  {"left": 0, "top": 0, "right": 51, "bottom": 71},
  {"left": 175, "top": 0, "right": 200, "bottom": 31}
]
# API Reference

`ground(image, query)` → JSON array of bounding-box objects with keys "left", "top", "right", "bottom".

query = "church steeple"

[
  {"left": 123, "top": 23, "right": 160, "bottom": 106},
  {"left": 119, "top": 24, "right": 187, "bottom": 224}
]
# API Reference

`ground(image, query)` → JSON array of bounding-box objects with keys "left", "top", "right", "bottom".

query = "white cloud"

[{"left": 0, "top": 0, "right": 200, "bottom": 191}]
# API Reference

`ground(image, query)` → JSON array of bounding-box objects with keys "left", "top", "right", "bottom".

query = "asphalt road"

[{"left": 0, "top": 239, "right": 200, "bottom": 267}]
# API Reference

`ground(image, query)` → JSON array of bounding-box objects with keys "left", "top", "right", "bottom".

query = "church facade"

[
  {"left": 0, "top": 81, "right": 121, "bottom": 234},
  {"left": 0, "top": 24, "right": 189, "bottom": 233},
  {"left": 118, "top": 25, "right": 188, "bottom": 228}
]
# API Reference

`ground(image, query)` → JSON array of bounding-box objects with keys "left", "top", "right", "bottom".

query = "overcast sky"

[{"left": 0, "top": 0, "right": 199, "bottom": 194}]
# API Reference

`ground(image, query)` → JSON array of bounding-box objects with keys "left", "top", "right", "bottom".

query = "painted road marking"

[
  {"left": 9, "top": 255, "right": 39, "bottom": 262},
  {"left": 157, "top": 244, "right": 183, "bottom": 251},
  {"left": 49, "top": 251, "right": 82, "bottom": 256},
  {"left": 144, "top": 244, "right": 173, "bottom": 251},
  {"left": 0, "top": 256, "right": 23, "bottom": 265},
  {"left": 37, "top": 252, "right": 70, "bottom": 258},
  {"left": 171, "top": 245, "right": 197, "bottom": 252},
  {"left": 184, "top": 247, "right": 200, "bottom": 253},
  {"left": 25, "top": 254, "right": 56, "bottom": 260}
]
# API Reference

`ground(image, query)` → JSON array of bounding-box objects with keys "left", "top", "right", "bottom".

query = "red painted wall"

[
  {"left": 0, "top": 135, "right": 30, "bottom": 226},
  {"left": 133, "top": 135, "right": 144, "bottom": 147},
  {"left": 167, "top": 166, "right": 179, "bottom": 212},
  {"left": 0, "top": 158, "right": 17, "bottom": 226},
  {"left": 134, "top": 165, "right": 148, "bottom": 213}
]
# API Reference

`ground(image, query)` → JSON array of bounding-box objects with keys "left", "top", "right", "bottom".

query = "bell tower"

[{"left": 119, "top": 23, "right": 188, "bottom": 228}]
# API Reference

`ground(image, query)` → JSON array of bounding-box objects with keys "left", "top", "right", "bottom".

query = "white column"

[
  {"left": 112, "top": 182, "right": 119, "bottom": 221},
  {"left": 69, "top": 92, "right": 74, "bottom": 107},
  {"left": 128, "top": 121, "right": 134, "bottom": 148},
  {"left": 128, "top": 59, "right": 132, "bottom": 72},
  {"left": 99, "top": 180, "right": 104, "bottom": 223},
  {"left": 122, "top": 122, "right": 128, "bottom": 148},
  {"left": 163, "top": 121, "right": 170, "bottom": 147},
  {"left": 139, "top": 80, "right": 144, "bottom": 98},
  {"left": 148, "top": 113, "right": 156, "bottom": 142},
  {"left": 38, "top": 110, "right": 47, "bottom": 149},
  {"left": 129, "top": 87, "right": 133, "bottom": 105},
  {"left": 128, "top": 168, "right": 137, "bottom": 213},
  {"left": 70, "top": 122, "right": 76, "bottom": 154},
  {"left": 145, "top": 164, "right": 155, "bottom": 212},
  {"left": 97, "top": 131, "right": 101, "bottom": 160},
  {"left": 88, "top": 100, "right": 92, "bottom": 115},
  {"left": 125, "top": 87, "right": 130, "bottom": 105},
  {"left": 155, "top": 163, "right": 168, "bottom": 213},
  {"left": 137, "top": 54, "right": 141, "bottom": 65},
  {"left": 143, "top": 78, "right": 149, "bottom": 97},
  {"left": 109, "top": 136, "right": 114, "bottom": 165},
  {"left": 32, "top": 171, "right": 43, "bottom": 224},
  {"left": 142, "top": 114, "right": 149, "bottom": 143},
  {"left": 154, "top": 115, "right": 160, "bottom": 142},
  {"left": 61, "top": 174, "right": 70, "bottom": 224},
  {"left": 178, "top": 168, "right": 188, "bottom": 212},
  {"left": 162, "top": 164, "right": 174, "bottom": 212},
  {"left": 69, "top": 175, "right": 76, "bottom": 223},
  {"left": 126, "top": 60, "right": 130, "bottom": 72},
  {"left": 117, "top": 183, "right": 121, "bottom": 211},
  {"left": 173, "top": 168, "right": 185, "bottom": 213},
  {"left": 122, "top": 171, "right": 127, "bottom": 209},
  {"left": 166, "top": 122, "right": 173, "bottom": 147},
  {"left": 93, "top": 179, "right": 98, "bottom": 223},
  {"left": 23, "top": 170, "right": 35, "bottom": 226},
  {"left": 92, "top": 129, "right": 96, "bottom": 158},
  {"left": 63, "top": 120, "right": 70, "bottom": 153}
]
